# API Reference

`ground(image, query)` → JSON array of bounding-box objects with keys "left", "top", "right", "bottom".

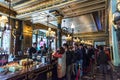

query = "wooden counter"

[{"left": 0, "top": 62, "right": 57, "bottom": 80}]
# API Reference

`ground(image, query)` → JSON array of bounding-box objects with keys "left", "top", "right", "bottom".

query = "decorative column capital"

[{"left": 56, "top": 16, "right": 63, "bottom": 24}]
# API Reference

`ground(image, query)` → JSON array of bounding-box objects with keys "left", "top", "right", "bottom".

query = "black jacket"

[
  {"left": 66, "top": 50, "right": 73, "bottom": 66},
  {"left": 97, "top": 50, "right": 108, "bottom": 65},
  {"left": 28, "top": 47, "right": 37, "bottom": 59}
]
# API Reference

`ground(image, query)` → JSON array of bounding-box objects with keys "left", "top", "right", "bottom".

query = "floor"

[{"left": 81, "top": 66, "right": 120, "bottom": 80}]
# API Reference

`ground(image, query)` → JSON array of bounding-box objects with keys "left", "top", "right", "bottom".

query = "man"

[
  {"left": 28, "top": 42, "right": 37, "bottom": 59},
  {"left": 97, "top": 46, "right": 109, "bottom": 80},
  {"left": 73, "top": 43, "right": 83, "bottom": 78},
  {"left": 63, "top": 43, "right": 72, "bottom": 80},
  {"left": 38, "top": 46, "right": 47, "bottom": 57}
]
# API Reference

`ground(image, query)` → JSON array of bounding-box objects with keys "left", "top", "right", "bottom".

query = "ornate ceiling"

[{"left": 0, "top": 0, "right": 107, "bottom": 33}]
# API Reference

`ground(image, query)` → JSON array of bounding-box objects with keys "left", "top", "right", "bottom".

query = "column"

[
  {"left": 110, "top": 0, "right": 120, "bottom": 66},
  {"left": 56, "top": 16, "right": 62, "bottom": 49},
  {"left": 55, "top": 30, "right": 57, "bottom": 50},
  {"left": 13, "top": 20, "right": 23, "bottom": 56},
  {"left": 35, "top": 30, "right": 38, "bottom": 44}
]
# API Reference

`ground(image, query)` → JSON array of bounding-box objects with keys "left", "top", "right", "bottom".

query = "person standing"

[
  {"left": 78, "top": 44, "right": 83, "bottom": 77},
  {"left": 38, "top": 46, "right": 47, "bottom": 57},
  {"left": 73, "top": 43, "right": 83, "bottom": 78},
  {"left": 28, "top": 42, "right": 37, "bottom": 59},
  {"left": 97, "top": 46, "right": 109, "bottom": 80},
  {"left": 52, "top": 47, "right": 66, "bottom": 80},
  {"left": 63, "top": 43, "right": 72, "bottom": 80}
]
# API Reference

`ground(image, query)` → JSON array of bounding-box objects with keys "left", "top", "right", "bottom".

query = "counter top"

[{"left": 0, "top": 62, "right": 57, "bottom": 80}]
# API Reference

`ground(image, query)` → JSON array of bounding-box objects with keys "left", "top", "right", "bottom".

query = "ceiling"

[{"left": 0, "top": 0, "right": 106, "bottom": 33}]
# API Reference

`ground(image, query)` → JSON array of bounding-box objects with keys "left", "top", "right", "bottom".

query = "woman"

[{"left": 52, "top": 47, "right": 66, "bottom": 80}]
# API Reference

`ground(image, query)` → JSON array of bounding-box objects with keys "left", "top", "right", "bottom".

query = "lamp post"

[
  {"left": 46, "top": 15, "right": 55, "bottom": 63},
  {"left": 46, "top": 28, "right": 55, "bottom": 63}
]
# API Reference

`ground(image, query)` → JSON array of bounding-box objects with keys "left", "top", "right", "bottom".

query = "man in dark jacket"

[
  {"left": 63, "top": 43, "right": 72, "bottom": 80},
  {"left": 98, "top": 46, "right": 109, "bottom": 76},
  {"left": 28, "top": 42, "right": 37, "bottom": 59},
  {"left": 74, "top": 43, "right": 83, "bottom": 78}
]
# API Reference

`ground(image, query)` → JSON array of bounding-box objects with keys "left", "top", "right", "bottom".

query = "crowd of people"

[
  {"left": 52, "top": 43, "right": 111, "bottom": 80},
  {"left": 27, "top": 42, "right": 112, "bottom": 80}
]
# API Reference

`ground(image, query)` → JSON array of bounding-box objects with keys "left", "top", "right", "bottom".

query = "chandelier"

[
  {"left": 0, "top": 0, "right": 11, "bottom": 31},
  {"left": 74, "top": 37, "right": 80, "bottom": 43},
  {"left": 46, "top": 28, "right": 55, "bottom": 38},
  {"left": 81, "top": 40, "right": 85, "bottom": 44},
  {"left": 45, "top": 15, "right": 55, "bottom": 38},
  {"left": 0, "top": 16, "right": 8, "bottom": 31},
  {"left": 81, "top": 40, "right": 92, "bottom": 45},
  {"left": 66, "top": 34, "right": 72, "bottom": 41}
]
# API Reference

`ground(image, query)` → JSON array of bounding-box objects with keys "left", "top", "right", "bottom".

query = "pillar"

[
  {"left": 56, "top": 16, "right": 62, "bottom": 49},
  {"left": 35, "top": 30, "right": 38, "bottom": 44},
  {"left": 110, "top": 0, "right": 120, "bottom": 66},
  {"left": 13, "top": 20, "right": 23, "bottom": 56},
  {"left": 55, "top": 30, "right": 57, "bottom": 50}
]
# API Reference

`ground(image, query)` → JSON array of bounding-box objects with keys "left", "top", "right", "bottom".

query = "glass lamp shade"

[
  {"left": 46, "top": 28, "right": 55, "bottom": 37},
  {"left": 0, "top": 16, "right": 8, "bottom": 22},
  {"left": 71, "top": 23, "right": 74, "bottom": 29},
  {"left": 66, "top": 35, "right": 72, "bottom": 41},
  {"left": 81, "top": 40, "right": 84, "bottom": 43},
  {"left": 0, "top": 16, "right": 8, "bottom": 28},
  {"left": 46, "top": 31, "right": 49, "bottom": 37},
  {"left": 74, "top": 37, "right": 80, "bottom": 42},
  {"left": 48, "top": 28, "right": 51, "bottom": 32}
]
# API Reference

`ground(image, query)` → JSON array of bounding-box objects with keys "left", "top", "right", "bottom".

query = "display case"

[{"left": 0, "top": 55, "right": 57, "bottom": 80}]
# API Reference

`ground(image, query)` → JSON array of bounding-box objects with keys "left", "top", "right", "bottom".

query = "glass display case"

[{"left": 0, "top": 51, "right": 57, "bottom": 80}]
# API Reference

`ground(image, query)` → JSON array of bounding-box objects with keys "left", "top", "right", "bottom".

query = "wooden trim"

[{"left": 0, "top": 5, "right": 17, "bottom": 16}]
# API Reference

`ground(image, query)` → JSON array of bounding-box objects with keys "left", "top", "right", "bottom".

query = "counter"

[{"left": 0, "top": 61, "right": 57, "bottom": 80}]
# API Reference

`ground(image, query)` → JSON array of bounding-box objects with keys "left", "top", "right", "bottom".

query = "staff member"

[{"left": 28, "top": 42, "right": 37, "bottom": 59}]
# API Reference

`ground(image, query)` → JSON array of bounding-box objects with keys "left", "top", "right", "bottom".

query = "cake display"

[
  {"left": 0, "top": 67, "right": 5, "bottom": 72},
  {"left": 8, "top": 66, "right": 21, "bottom": 72},
  {"left": 19, "top": 59, "right": 33, "bottom": 66}
]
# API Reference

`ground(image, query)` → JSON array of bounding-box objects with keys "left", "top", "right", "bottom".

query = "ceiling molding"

[
  {"left": 24, "top": 20, "right": 57, "bottom": 31},
  {"left": 61, "top": 0, "right": 105, "bottom": 13},
  {"left": 64, "top": 8, "right": 105, "bottom": 18},
  {"left": 0, "top": 4, "right": 17, "bottom": 16},
  {"left": 64, "top": 3, "right": 105, "bottom": 16},
  {"left": 74, "top": 31, "right": 108, "bottom": 40},
  {"left": 13, "top": 0, "right": 40, "bottom": 9},
  {"left": 16, "top": 0, "right": 81, "bottom": 18}
]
